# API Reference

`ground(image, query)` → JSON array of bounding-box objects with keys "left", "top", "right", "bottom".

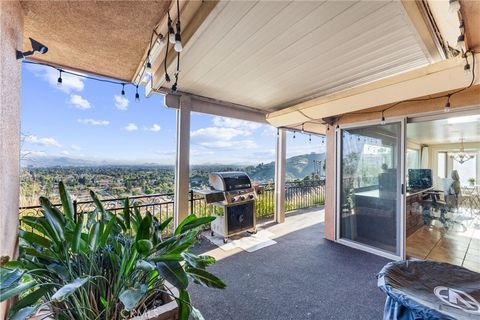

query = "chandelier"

[{"left": 449, "top": 139, "right": 474, "bottom": 164}]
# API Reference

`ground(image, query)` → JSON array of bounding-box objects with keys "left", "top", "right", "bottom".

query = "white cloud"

[
  {"left": 26, "top": 64, "right": 85, "bottom": 93},
  {"left": 212, "top": 116, "right": 261, "bottom": 130},
  {"left": 24, "top": 135, "right": 61, "bottom": 147},
  {"left": 69, "top": 94, "right": 91, "bottom": 110},
  {"left": 191, "top": 127, "right": 250, "bottom": 142},
  {"left": 77, "top": 118, "right": 110, "bottom": 126},
  {"left": 71, "top": 145, "right": 81, "bottom": 151},
  {"left": 114, "top": 95, "right": 130, "bottom": 110},
  {"left": 199, "top": 140, "right": 258, "bottom": 149},
  {"left": 145, "top": 124, "right": 161, "bottom": 132},
  {"left": 262, "top": 126, "right": 277, "bottom": 137},
  {"left": 124, "top": 123, "right": 138, "bottom": 131},
  {"left": 61, "top": 150, "right": 70, "bottom": 156}
]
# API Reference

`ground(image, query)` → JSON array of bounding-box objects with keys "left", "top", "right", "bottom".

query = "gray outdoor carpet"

[{"left": 189, "top": 220, "right": 390, "bottom": 320}]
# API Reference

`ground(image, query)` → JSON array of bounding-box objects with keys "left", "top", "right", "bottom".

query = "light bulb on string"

[
  {"left": 456, "top": 34, "right": 465, "bottom": 50},
  {"left": 174, "top": 21, "right": 182, "bottom": 52},
  {"left": 57, "top": 70, "right": 62, "bottom": 87},
  {"left": 444, "top": 95, "right": 451, "bottom": 112},
  {"left": 309, "top": 134, "right": 312, "bottom": 142},
  {"left": 380, "top": 111, "right": 386, "bottom": 125},
  {"left": 293, "top": 131, "right": 296, "bottom": 139},
  {"left": 135, "top": 85, "right": 140, "bottom": 102},
  {"left": 168, "top": 13, "right": 175, "bottom": 44},
  {"left": 121, "top": 84, "right": 125, "bottom": 96}
]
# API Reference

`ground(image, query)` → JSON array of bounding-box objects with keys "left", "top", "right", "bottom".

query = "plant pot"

[{"left": 130, "top": 282, "right": 179, "bottom": 320}]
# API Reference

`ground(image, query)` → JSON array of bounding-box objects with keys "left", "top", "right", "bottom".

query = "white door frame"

[{"left": 334, "top": 117, "right": 407, "bottom": 261}]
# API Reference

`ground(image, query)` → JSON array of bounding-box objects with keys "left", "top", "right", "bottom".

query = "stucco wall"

[{"left": 0, "top": 1, "right": 22, "bottom": 317}]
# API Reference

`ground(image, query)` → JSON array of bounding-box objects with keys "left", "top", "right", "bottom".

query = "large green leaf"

[
  {"left": 88, "top": 221, "right": 101, "bottom": 250},
  {"left": 177, "top": 216, "right": 215, "bottom": 234},
  {"left": 90, "top": 190, "right": 106, "bottom": 219},
  {"left": 51, "top": 277, "right": 91, "bottom": 302},
  {"left": 0, "top": 268, "right": 23, "bottom": 290},
  {"left": 174, "top": 215, "right": 197, "bottom": 236},
  {"left": 135, "top": 239, "right": 153, "bottom": 255},
  {"left": 177, "top": 289, "right": 191, "bottom": 320},
  {"left": 19, "top": 230, "right": 51, "bottom": 249},
  {"left": 39, "top": 197, "right": 65, "bottom": 242},
  {"left": 158, "top": 217, "right": 173, "bottom": 232},
  {"left": 0, "top": 281, "right": 36, "bottom": 302},
  {"left": 181, "top": 253, "right": 216, "bottom": 270},
  {"left": 119, "top": 284, "right": 147, "bottom": 311},
  {"left": 99, "top": 217, "right": 115, "bottom": 247},
  {"left": 22, "top": 216, "right": 60, "bottom": 246},
  {"left": 8, "top": 286, "right": 50, "bottom": 315},
  {"left": 72, "top": 213, "right": 84, "bottom": 253},
  {"left": 157, "top": 261, "right": 188, "bottom": 290},
  {"left": 136, "top": 260, "right": 155, "bottom": 272},
  {"left": 9, "top": 306, "right": 39, "bottom": 320},
  {"left": 150, "top": 254, "right": 183, "bottom": 262},
  {"left": 59, "top": 181, "right": 74, "bottom": 223},
  {"left": 135, "top": 214, "right": 152, "bottom": 242},
  {"left": 186, "top": 267, "right": 226, "bottom": 289}
]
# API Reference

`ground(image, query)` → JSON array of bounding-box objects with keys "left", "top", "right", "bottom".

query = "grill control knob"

[
  {"left": 231, "top": 197, "right": 236, "bottom": 202},
  {"left": 249, "top": 194, "right": 254, "bottom": 199},
  {"left": 239, "top": 196, "right": 245, "bottom": 201}
]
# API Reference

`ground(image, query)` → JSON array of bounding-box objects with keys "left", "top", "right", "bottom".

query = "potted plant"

[
  {"left": 468, "top": 178, "right": 475, "bottom": 186},
  {"left": 0, "top": 182, "right": 225, "bottom": 320}
]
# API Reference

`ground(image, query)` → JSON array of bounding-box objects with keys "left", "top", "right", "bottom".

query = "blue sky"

[{"left": 21, "top": 64, "right": 325, "bottom": 165}]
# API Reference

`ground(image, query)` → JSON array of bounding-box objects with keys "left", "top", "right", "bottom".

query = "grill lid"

[{"left": 209, "top": 172, "right": 252, "bottom": 191}]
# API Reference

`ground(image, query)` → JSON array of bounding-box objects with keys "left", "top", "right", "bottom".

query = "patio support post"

[
  {"left": 274, "top": 128, "right": 286, "bottom": 223},
  {"left": 0, "top": 1, "right": 23, "bottom": 318},
  {"left": 174, "top": 95, "right": 191, "bottom": 227}
]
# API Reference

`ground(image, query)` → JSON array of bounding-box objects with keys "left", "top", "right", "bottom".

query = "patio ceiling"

[
  {"left": 21, "top": 0, "right": 171, "bottom": 82},
  {"left": 154, "top": 0, "right": 437, "bottom": 111}
]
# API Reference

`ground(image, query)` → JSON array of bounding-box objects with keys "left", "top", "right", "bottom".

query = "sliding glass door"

[{"left": 337, "top": 121, "right": 404, "bottom": 258}]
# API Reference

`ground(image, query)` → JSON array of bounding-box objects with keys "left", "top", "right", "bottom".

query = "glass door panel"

[{"left": 339, "top": 122, "right": 402, "bottom": 255}]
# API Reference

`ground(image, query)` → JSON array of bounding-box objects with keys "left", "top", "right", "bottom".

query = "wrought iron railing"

[{"left": 19, "top": 181, "right": 325, "bottom": 228}]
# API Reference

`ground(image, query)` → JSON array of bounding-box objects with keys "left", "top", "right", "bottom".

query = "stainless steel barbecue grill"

[{"left": 194, "top": 172, "right": 257, "bottom": 243}]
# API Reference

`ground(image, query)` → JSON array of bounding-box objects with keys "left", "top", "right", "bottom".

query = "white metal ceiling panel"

[{"left": 169, "top": 0, "right": 431, "bottom": 111}]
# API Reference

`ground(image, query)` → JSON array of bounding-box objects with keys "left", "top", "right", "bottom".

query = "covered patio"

[
  {"left": 189, "top": 208, "right": 390, "bottom": 320},
  {"left": 1, "top": 0, "right": 480, "bottom": 318}
]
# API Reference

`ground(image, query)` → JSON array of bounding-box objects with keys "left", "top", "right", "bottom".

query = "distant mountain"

[
  {"left": 21, "top": 153, "right": 326, "bottom": 183},
  {"left": 245, "top": 152, "right": 325, "bottom": 182}
]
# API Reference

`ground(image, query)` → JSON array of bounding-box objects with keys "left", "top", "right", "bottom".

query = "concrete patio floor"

[{"left": 190, "top": 207, "right": 391, "bottom": 320}]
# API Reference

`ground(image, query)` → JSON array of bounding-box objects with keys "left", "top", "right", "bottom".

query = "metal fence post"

[
  {"left": 73, "top": 200, "right": 78, "bottom": 223},
  {"left": 189, "top": 190, "right": 194, "bottom": 215}
]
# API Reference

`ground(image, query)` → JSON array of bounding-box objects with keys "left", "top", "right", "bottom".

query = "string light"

[
  {"left": 293, "top": 131, "right": 296, "bottom": 139},
  {"left": 57, "top": 70, "right": 62, "bottom": 87},
  {"left": 168, "top": 13, "right": 175, "bottom": 44},
  {"left": 456, "top": 34, "right": 465, "bottom": 50},
  {"left": 380, "top": 110, "right": 386, "bottom": 125},
  {"left": 322, "top": 136, "right": 325, "bottom": 144},
  {"left": 301, "top": 123, "right": 305, "bottom": 133},
  {"left": 135, "top": 85, "right": 140, "bottom": 102},
  {"left": 23, "top": 61, "right": 139, "bottom": 102},
  {"left": 444, "top": 95, "right": 451, "bottom": 112},
  {"left": 309, "top": 134, "right": 312, "bottom": 142},
  {"left": 174, "top": 0, "right": 182, "bottom": 53}
]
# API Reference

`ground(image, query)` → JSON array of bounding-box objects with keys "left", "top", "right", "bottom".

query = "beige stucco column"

[
  {"left": 274, "top": 128, "right": 286, "bottom": 223},
  {"left": 0, "top": 0, "right": 23, "bottom": 317},
  {"left": 173, "top": 95, "right": 191, "bottom": 227},
  {"left": 324, "top": 126, "right": 336, "bottom": 241}
]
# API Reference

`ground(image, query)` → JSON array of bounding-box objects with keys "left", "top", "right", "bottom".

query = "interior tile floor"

[{"left": 407, "top": 210, "right": 480, "bottom": 272}]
